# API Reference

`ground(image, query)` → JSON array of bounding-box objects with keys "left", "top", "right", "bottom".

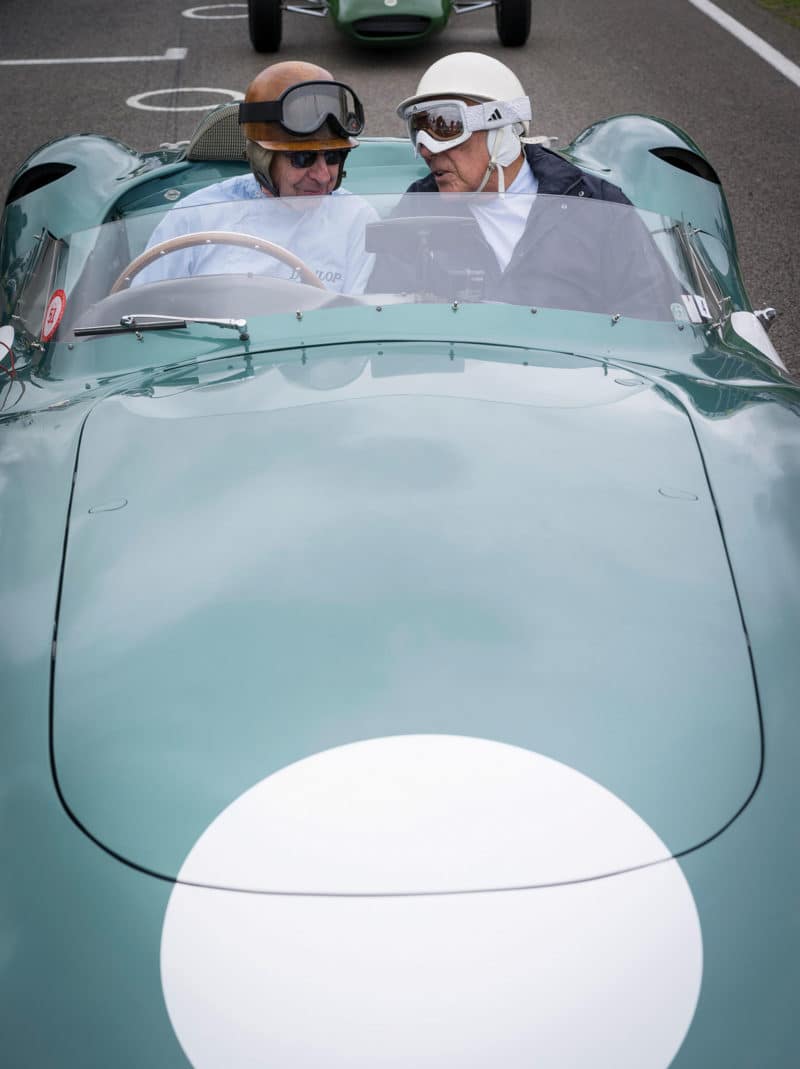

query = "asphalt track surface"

[{"left": 1, "top": 0, "right": 798, "bottom": 376}]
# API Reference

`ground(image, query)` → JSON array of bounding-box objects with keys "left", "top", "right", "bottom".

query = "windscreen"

[{"left": 46, "top": 192, "right": 694, "bottom": 341}]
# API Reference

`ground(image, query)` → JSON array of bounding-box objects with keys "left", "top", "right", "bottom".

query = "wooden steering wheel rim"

[{"left": 110, "top": 230, "right": 327, "bottom": 293}]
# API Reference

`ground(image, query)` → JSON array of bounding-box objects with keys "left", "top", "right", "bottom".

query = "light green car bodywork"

[
  {"left": 331, "top": 0, "right": 451, "bottom": 44},
  {"left": 1, "top": 117, "right": 799, "bottom": 1067}
]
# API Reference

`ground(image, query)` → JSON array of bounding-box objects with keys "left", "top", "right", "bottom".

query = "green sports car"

[
  {"left": 1, "top": 105, "right": 798, "bottom": 1067},
  {"left": 248, "top": 0, "right": 531, "bottom": 52}
]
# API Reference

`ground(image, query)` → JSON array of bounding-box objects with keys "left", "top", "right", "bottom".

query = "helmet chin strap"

[
  {"left": 246, "top": 141, "right": 279, "bottom": 196},
  {"left": 476, "top": 161, "right": 497, "bottom": 193},
  {"left": 254, "top": 168, "right": 279, "bottom": 196},
  {"left": 477, "top": 127, "right": 523, "bottom": 193}
]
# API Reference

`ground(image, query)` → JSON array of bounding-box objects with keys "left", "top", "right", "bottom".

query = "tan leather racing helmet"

[
  {"left": 239, "top": 61, "right": 364, "bottom": 151},
  {"left": 239, "top": 61, "right": 364, "bottom": 195}
]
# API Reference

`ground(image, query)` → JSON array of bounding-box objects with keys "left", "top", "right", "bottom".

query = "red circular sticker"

[{"left": 41, "top": 289, "right": 67, "bottom": 342}]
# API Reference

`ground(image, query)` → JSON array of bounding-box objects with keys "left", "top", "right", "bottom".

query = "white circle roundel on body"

[
  {"left": 41, "top": 290, "right": 66, "bottom": 341},
  {"left": 161, "top": 736, "right": 703, "bottom": 1068}
]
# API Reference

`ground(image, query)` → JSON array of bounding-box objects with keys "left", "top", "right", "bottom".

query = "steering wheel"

[{"left": 110, "top": 230, "right": 327, "bottom": 293}]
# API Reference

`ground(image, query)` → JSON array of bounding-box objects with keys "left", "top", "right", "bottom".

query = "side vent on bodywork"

[
  {"left": 6, "top": 163, "right": 77, "bottom": 205},
  {"left": 649, "top": 147, "right": 720, "bottom": 184}
]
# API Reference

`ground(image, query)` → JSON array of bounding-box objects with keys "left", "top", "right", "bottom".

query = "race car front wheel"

[
  {"left": 249, "top": 0, "right": 283, "bottom": 52},
  {"left": 495, "top": 0, "right": 531, "bottom": 47}
]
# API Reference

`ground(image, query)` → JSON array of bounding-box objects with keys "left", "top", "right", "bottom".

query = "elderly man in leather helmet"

[
  {"left": 240, "top": 60, "right": 363, "bottom": 198},
  {"left": 134, "top": 61, "right": 376, "bottom": 293}
]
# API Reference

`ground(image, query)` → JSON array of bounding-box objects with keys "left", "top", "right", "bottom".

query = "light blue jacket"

[{"left": 134, "top": 174, "right": 377, "bottom": 293}]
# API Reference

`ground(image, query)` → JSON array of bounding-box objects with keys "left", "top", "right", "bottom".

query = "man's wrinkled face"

[
  {"left": 270, "top": 151, "right": 341, "bottom": 197},
  {"left": 418, "top": 131, "right": 493, "bottom": 194}
]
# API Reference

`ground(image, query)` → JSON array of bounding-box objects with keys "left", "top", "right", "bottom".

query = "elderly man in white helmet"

[
  {"left": 398, "top": 52, "right": 628, "bottom": 204},
  {"left": 369, "top": 53, "right": 679, "bottom": 316}
]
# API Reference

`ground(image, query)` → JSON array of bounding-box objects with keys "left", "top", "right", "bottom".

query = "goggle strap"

[
  {"left": 470, "top": 97, "right": 532, "bottom": 130},
  {"left": 239, "top": 101, "right": 282, "bottom": 124}
]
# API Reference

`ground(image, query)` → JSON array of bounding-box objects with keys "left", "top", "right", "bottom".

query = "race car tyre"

[
  {"left": 248, "top": 0, "right": 282, "bottom": 53},
  {"left": 495, "top": 0, "right": 531, "bottom": 47}
]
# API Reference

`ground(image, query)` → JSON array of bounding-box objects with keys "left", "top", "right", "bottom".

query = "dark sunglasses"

[{"left": 285, "top": 149, "right": 348, "bottom": 169}]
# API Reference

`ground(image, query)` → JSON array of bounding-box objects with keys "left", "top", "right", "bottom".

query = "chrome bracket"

[{"left": 755, "top": 307, "right": 778, "bottom": 332}]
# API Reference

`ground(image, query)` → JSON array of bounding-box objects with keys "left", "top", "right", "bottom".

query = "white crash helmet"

[{"left": 397, "top": 52, "right": 532, "bottom": 191}]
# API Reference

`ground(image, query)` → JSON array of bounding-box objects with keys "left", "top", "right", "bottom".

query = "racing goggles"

[
  {"left": 401, "top": 97, "right": 532, "bottom": 154},
  {"left": 286, "top": 149, "right": 348, "bottom": 169},
  {"left": 238, "top": 80, "right": 365, "bottom": 139}
]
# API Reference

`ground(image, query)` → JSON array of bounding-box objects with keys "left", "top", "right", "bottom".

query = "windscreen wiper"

[{"left": 73, "top": 313, "right": 249, "bottom": 341}]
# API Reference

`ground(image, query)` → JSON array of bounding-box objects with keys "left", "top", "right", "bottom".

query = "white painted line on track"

[
  {"left": 0, "top": 48, "right": 187, "bottom": 67},
  {"left": 183, "top": 4, "right": 247, "bottom": 18},
  {"left": 688, "top": 0, "right": 800, "bottom": 88}
]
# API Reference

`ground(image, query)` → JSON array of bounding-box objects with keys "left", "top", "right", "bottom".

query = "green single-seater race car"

[
  {"left": 1, "top": 102, "right": 799, "bottom": 1068},
  {"left": 248, "top": 0, "right": 531, "bottom": 52}
]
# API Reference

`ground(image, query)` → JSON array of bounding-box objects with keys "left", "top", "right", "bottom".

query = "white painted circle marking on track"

[
  {"left": 126, "top": 87, "right": 244, "bottom": 112},
  {"left": 161, "top": 735, "right": 703, "bottom": 1068},
  {"left": 182, "top": 4, "right": 247, "bottom": 18}
]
